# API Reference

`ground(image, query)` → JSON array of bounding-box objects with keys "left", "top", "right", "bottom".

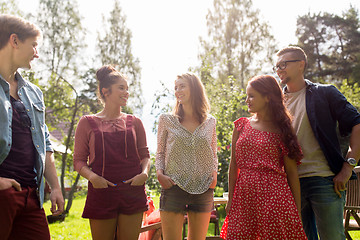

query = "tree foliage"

[
  {"left": 35, "top": 0, "right": 88, "bottom": 215},
  {"left": 198, "top": 0, "right": 276, "bottom": 90},
  {"left": 96, "top": 0, "right": 143, "bottom": 114},
  {"left": 296, "top": 5, "right": 360, "bottom": 84},
  {"left": 193, "top": 0, "right": 274, "bottom": 190},
  {"left": 37, "top": 0, "right": 86, "bottom": 80},
  {"left": 340, "top": 80, "right": 360, "bottom": 111},
  {"left": 212, "top": 77, "right": 248, "bottom": 191},
  {"left": 0, "top": 0, "right": 23, "bottom": 15}
]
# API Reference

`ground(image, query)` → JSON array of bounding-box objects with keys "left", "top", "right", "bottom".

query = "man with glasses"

[
  {"left": 274, "top": 46, "right": 360, "bottom": 240},
  {"left": 0, "top": 14, "right": 64, "bottom": 240}
]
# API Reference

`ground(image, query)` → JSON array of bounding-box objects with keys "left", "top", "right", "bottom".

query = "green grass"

[
  {"left": 44, "top": 195, "right": 360, "bottom": 239},
  {"left": 44, "top": 195, "right": 91, "bottom": 239}
]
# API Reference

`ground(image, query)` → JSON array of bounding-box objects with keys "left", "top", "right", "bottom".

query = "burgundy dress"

[
  {"left": 82, "top": 115, "right": 148, "bottom": 219},
  {"left": 220, "top": 118, "right": 307, "bottom": 240}
]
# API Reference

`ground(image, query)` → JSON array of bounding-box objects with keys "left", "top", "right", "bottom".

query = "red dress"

[{"left": 220, "top": 118, "right": 307, "bottom": 240}]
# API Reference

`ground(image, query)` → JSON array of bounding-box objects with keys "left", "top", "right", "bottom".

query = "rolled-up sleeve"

[
  {"left": 44, "top": 124, "right": 53, "bottom": 152},
  {"left": 326, "top": 85, "right": 360, "bottom": 136}
]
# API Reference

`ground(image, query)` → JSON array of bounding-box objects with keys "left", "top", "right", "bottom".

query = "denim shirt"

[
  {"left": 0, "top": 72, "right": 53, "bottom": 207},
  {"left": 294, "top": 80, "right": 360, "bottom": 177}
]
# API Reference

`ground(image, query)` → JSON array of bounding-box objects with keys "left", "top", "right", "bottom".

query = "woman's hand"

[
  {"left": 89, "top": 174, "right": 116, "bottom": 188},
  {"left": 157, "top": 172, "right": 176, "bottom": 189},
  {"left": 123, "top": 173, "right": 148, "bottom": 186},
  {"left": 209, "top": 171, "right": 217, "bottom": 189}
]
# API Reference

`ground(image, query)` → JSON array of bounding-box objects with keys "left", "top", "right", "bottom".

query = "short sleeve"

[{"left": 234, "top": 117, "right": 249, "bottom": 132}]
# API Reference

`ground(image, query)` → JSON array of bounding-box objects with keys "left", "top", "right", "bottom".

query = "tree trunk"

[{"left": 64, "top": 173, "right": 81, "bottom": 214}]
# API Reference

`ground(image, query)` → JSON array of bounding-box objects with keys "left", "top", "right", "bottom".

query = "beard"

[{"left": 280, "top": 76, "right": 291, "bottom": 85}]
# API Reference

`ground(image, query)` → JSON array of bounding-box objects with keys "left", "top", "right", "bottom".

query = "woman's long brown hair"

[
  {"left": 248, "top": 75, "right": 303, "bottom": 161},
  {"left": 172, "top": 73, "right": 210, "bottom": 124}
]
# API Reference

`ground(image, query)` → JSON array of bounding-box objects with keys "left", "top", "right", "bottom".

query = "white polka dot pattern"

[
  {"left": 220, "top": 117, "right": 307, "bottom": 240},
  {"left": 155, "top": 113, "right": 218, "bottom": 194}
]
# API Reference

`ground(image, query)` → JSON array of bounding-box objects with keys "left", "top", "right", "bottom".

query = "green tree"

[
  {"left": 198, "top": 0, "right": 276, "bottom": 91},
  {"left": 96, "top": 0, "right": 142, "bottom": 114},
  {"left": 36, "top": 0, "right": 87, "bottom": 215},
  {"left": 37, "top": 0, "right": 86, "bottom": 79},
  {"left": 296, "top": 6, "right": 360, "bottom": 84},
  {"left": 340, "top": 80, "right": 360, "bottom": 111},
  {"left": 212, "top": 77, "right": 248, "bottom": 191},
  {"left": 0, "top": 0, "right": 23, "bottom": 15},
  {"left": 194, "top": 0, "right": 274, "bottom": 189}
]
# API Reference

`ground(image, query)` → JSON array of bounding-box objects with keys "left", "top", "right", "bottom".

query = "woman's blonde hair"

[{"left": 172, "top": 73, "right": 210, "bottom": 123}]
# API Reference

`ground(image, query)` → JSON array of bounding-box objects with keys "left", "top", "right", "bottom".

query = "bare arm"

[
  {"left": 225, "top": 127, "right": 240, "bottom": 214},
  {"left": 333, "top": 123, "right": 360, "bottom": 197},
  {"left": 44, "top": 151, "right": 64, "bottom": 216},
  {"left": 284, "top": 155, "right": 302, "bottom": 218}
]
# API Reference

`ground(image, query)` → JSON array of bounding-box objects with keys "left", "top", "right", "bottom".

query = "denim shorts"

[{"left": 160, "top": 185, "right": 214, "bottom": 214}]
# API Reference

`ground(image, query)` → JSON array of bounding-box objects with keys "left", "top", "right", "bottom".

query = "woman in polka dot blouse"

[
  {"left": 155, "top": 73, "right": 218, "bottom": 240},
  {"left": 220, "top": 75, "right": 307, "bottom": 239}
]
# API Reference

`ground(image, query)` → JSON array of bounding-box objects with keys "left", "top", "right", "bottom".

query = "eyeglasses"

[
  {"left": 11, "top": 99, "right": 31, "bottom": 128},
  {"left": 273, "top": 60, "right": 302, "bottom": 72}
]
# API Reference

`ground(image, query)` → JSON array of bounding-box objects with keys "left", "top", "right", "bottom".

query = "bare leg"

[
  {"left": 89, "top": 218, "right": 117, "bottom": 240},
  {"left": 116, "top": 212, "right": 143, "bottom": 240},
  {"left": 187, "top": 211, "right": 211, "bottom": 240},
  {"left": 160, "top": 211, "right": 185, "bottom": 240}
]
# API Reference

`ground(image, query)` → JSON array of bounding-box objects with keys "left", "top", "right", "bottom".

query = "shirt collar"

[
  {"left": 283, "top": 79, "right": 312, "bottom": 94},
  {"left": 0, "top": 72, "right": 27, "bottom": 88}
]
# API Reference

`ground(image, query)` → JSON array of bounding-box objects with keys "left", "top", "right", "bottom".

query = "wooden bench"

[
  {"left": 344, "top": 167, "right": 360, "bottom": 240},
  {"left": 140, "top": 222, "right": 162, "bottom": 240}
]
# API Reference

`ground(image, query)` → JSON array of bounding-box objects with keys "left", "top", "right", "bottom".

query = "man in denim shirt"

[
  {"left": 274, "top": 46, "right": 360, "bottom": 240},
  {"left": 0, "top": 15, "right": 64, "bottom": 239}
]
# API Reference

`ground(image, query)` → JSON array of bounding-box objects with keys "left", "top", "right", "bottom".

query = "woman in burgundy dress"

[
  {"left": 73, "top": 65, "right": 150, "bottom": 240},
  {"left": 220, "top": 75, "right": 307, "bottom": 240}
]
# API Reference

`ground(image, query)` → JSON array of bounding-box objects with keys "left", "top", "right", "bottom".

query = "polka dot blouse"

[{"left": 155, "top": 113, "right": 218, "bottom": 194}]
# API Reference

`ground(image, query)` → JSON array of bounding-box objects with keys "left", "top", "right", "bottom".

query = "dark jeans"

[{"left": 300, "top": 176, "right": 346, "bottom": 240}]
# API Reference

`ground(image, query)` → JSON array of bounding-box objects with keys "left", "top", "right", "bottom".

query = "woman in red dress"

[{"left": 220, "top": 75, "right": 307, "bottom": 240}]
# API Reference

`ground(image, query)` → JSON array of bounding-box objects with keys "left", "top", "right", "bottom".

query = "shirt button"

[
  {"left": 36, "top": 145, "right": 39, "bottom": 148},
  {"left": 19, "top": 93, "right": 22, "bottom": 96},
  {"left": 32, "top": 127, "right": 35, "bottom": 130},
  {"left": 27, "top": 109, "right": 30, "bottom": 112}
]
